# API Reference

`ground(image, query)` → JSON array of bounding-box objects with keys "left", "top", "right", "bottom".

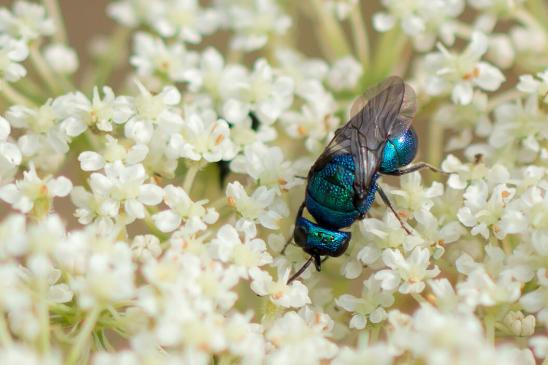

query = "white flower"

[
  {"left": 186, "top": 47, "right": 246, "bottom": 99},
  {"left": 433, "top": 92, "right": 491, "bottom": 151},
  {"left": 131, "top": 234, "right": 162, "bottom": 262},
  {"left": 0, "top": 35, "right": 28, "bottom": 82},
  {"left": 226, "top": 59, "right": 294, "bottom": 125},
  {"left": 441, "top": 154, "right": 510, "bottom": 190},
  {"left": 280, "top": 86, "right": 339, "bottom": 153},
  {"left": 43, "top": 43, "right": 78, "bottom": 74},
  {"left": 517, "top": 69, "right": 548, "bottom": 103},
  {"left": 502, "top": 311, "right": 536, "bottom": 337},
  {"left": 123, "top": 82, "right": 183, "bottom": 144},
  {"left": 0, "top": 163, "right": 71, "bottom": 215},
  {"left": 336, "top": 277, "right": 395, "bottom": 329},
  {"left": 387, "top": 171, "right": 444, "bottom": 213},
  {"left": 249, "top": 267, "right": 310, "bottom": 308},
  {"left": 457, "top": 181, "right": 515, "bottom": 239},
  {"left": 226, "top": 181, "right": 288, "bottom": 237},
  {"left": 130, "top": 32, "right": 199, "bottom": 82},
  {"left": 219, "top": 0, "right": 291, "bottom": 51},
  {"left": 0, "top": 1, "right": 54, "bottom": 41},
  {"left": 373, "top": 0, "right": 464, "bottom": 51},
  {"left": 376, "top": 247, "right": 440, "bottom": 293},
  {"left": 209, "top": 224, "right": 272, "bottom": 278},
  {"left": 424, "top": 32, "right": 505, "bottom": 104},
  {"left": 107, "top": 0, "right": 164, "bottom": 28},
  {"left": 78, "top": 136, "right": 148, "bottom": 172},
  {"left": 266, "top": 311, "right": 337, "bottom": 365},
  {"left": 168, "top": 109, "right": 236, "bottom": 162},
  {"left": 7, "top": 99, "right": 69, "bottom": 156},
  {"left": 488, "top": 96, "right": 547, "bottom": 162},
  {"left": 0, "top": 116, "right": 21, "bottom": 183},
  {"left": 230, "top": 142, "right": 302, "bottom": 191},
  {"left": 333, "top": 344, "right": 394, "bottom": 365},
  {"left": 70, "top": 241, "right": 136, "bottom": 309},
  {"left": 456, "top": 247, "right": 525, "bottom": 308},
  {"left": 152, "top": 184, "right": 218, "bottom": 233},
  {"left": 88, "top": 161, "right": 163, "bottom": 222},
  {"left": 58, "top": 87, "right": 133, "bottom": 136},
  {"left": 520, "top": 269, "right": 548, "bottom": 327},
  {"left": 327, "top": 56, "right": 363, "bottom": 92},
  {"left": 151, "top": 0, "right": 220, "bottom": 44}
]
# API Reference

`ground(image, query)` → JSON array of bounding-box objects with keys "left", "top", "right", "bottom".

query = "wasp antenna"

[{"left": 287, "top": 256, "right": 314, "bottom": 284}]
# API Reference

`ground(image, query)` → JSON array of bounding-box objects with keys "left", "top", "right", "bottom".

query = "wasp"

[{"left": 284, "top": 76, "right": 443, "bottom": 283}]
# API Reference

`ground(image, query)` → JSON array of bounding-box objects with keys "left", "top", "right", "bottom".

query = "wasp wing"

[{"left": 310, "top": 76, "right": 416, "bottom": 205}]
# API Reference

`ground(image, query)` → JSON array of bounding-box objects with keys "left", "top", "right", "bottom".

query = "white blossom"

[
  {"left": 0, "top": 35, "right": 28, "bottom": 82},
  {"left": 424, "top": 32, "right": 505, "bottom": 104},
  {"left": 376, "top": 247, "right": 440, "bottom": 293},
  {"left": 336, "top": 277, "right": 395, "bottom": 329},
  {"left": 152, "top": 184, "right": 218, "bottom": 233},
  {"left": 226, "top": 181, "right": 288, "bottom": 237},
  {"left": 43, "top": 43, "right": 78, "bottom": 74},
  {"left": 0, "top": 1, "right": 54, "bottom": 41},
  {"left": 0, "top": 163, "right": 71, "bottom": 215},
  {"left": 87, "top": 161, "right": 163, "bottom": 223}
]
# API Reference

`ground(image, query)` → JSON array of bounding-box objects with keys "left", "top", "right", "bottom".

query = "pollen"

[
  {"left": 297, "top": 125, "right": 306, "bottom": 136},
  {"left": 463, "top": 67, "right": 480, "bottom": 80},
  {"left": 215, "top": 134, "right": 225, "bottom": 145},
  {"left": 227, "top": 196, "right": 235, "bottom": 206},
  {"left": 501, "top": 190, "right": 510, "bottom": 198},
  {"left": 426, "top": 294, "right": 437, "bottom": 305}
]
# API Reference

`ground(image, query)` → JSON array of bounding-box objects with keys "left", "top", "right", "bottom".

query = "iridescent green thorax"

[
  {"left": 380, "top": 126, "right": 418, "bottom": 173},
  {"left": 306, "top": 154, "right": 378, "bottom": 229}
]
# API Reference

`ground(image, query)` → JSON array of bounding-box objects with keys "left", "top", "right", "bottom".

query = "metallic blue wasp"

[{"left": 284, "top": 76, "right": 443, "bottom": 283}]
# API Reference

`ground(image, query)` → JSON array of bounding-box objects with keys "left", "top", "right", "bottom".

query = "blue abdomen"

[{"left": 306, "top": 154, "right": 377, "bottom": 229}]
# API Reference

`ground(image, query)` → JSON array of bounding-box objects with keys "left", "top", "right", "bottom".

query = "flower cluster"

[{"left": 0, "top": 0, "right": 547, "bottom": 364}]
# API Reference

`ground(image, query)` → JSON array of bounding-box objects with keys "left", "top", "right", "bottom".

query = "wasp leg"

[
  {"left": 280, "top": 237, "right": 293, "bottom": 255},
  {"left": 281, "top": 202, "right": 306, "bottom": 255},
  {"left": 287, "top": 256, "right": 314, "bottom": 284},
  {"left": 313, "top": 255, "right": 322, "bottom": 271},
  {"left": 295, "top": 175, "right": 307, "bottom": 180},
  {"left": 381, "top": 162, "right": 448, "bottom": 176},
  {"left": 376, "top": 185, "right": 412, "bottom": 235}
]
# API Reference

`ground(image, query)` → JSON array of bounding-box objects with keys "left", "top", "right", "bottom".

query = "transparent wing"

[{"left": 310, "top": 76, "right": 416, "bottom": 204}]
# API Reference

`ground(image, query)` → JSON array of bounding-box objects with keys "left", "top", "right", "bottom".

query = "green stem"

[
  {"left": 484, "top": 313, "right": 495, "bottom": 345},
  {"left": 43, "top": 0, "right": 67, "bottom": 44},
  {"left": 526, "top": 0, "right": 548, "bottom": 30},
  {"left": 513, "top": 8, "right": 545, "bottom": 31},
  {"left": 183, "top": 162, "right": 203, "bottom": 193},
  {"left": 349, "top": 4, "right": 370, "bottom": 70},
  {"left": 486, "top": 90, "right": 522, "bottom": 111},
  {"left": 308, "top": 0, "right": 351, "bottom": 61},
  {"left": 91, "top": 26, "right": 131, "bottom": 89},
  {"left": 66, "top": 308, "right": 101, "bottom": 365},
  {"left": 0, "top": 80, "right": 36, "bottom": 106},
  {"left": 369, "top": 28, "right": 407, "bottom": 83},
  {"left": 369, "top": 326, "right": 380, "bottom": 344},
  {"left": 38, "top": 279, "right": 50, "bottom": 354},
  {"left": 426, "top": 119, "right": 444, "bottom": 182},
  {"left": 29, "top": 42, "right": 65, "bottom": 95}
]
